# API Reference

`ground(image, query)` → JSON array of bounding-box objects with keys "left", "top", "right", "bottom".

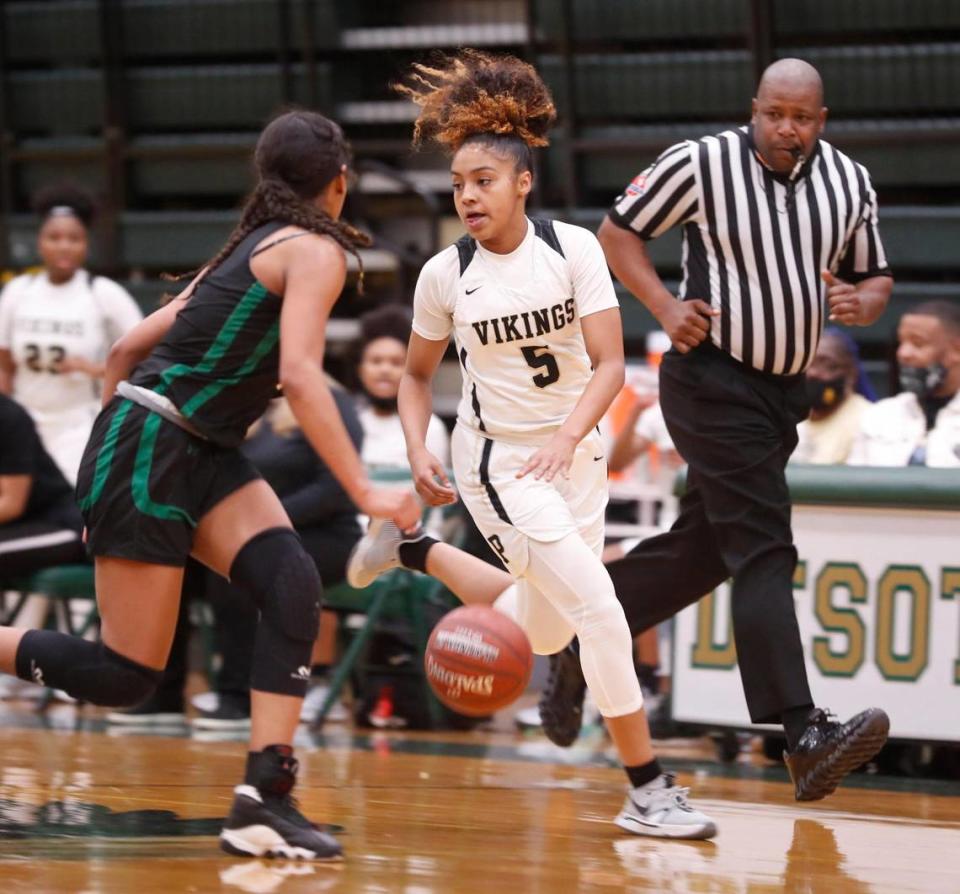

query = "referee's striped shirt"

[{"left": 608, "top": 126, "right": 892, "bottom": 376}]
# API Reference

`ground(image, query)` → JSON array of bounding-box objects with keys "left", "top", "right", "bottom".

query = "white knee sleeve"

[
  {"left": 493, "top": 582, "right": 575, "bottom": 655},
  {"left": 524, "top": 534, "right": 644, "bottom": 718}
]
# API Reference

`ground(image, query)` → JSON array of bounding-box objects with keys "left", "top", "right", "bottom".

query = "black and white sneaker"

[
  {"left": 220, "top": 785, "right": 342, "bottom": 861},
  {"left": 220, "top": 745, "right": 343, "bottom": 862},
  {"left": 614, "top": 773, "right": 718, "bottom": 840},
  {"left": 191, "top": 693, "right": 251, "bottom": 731},
  {"left": 106, "top": 694, "right": 186, "bottom": 726}
]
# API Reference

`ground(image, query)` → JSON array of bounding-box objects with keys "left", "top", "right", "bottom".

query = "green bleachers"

[
  {"left": 13, "top": 137, "right": 106, "bottom": 199},
  {"left": 534, "top": 0, "right": 747, "bottom": 41},
  {"left": 794, "top": 43, "right": 960, "bottom": 116},
  {"left": 2, "top": 0, "right": 340, "bottom": 64},
  {"left": 540, "top": 52, "right": 753, "bottom": 122},
  {"left": 129, "top": 134, "right": 257, "bottom": 198},
  {"left": 3, "top": 1, "right": 101, "bottom": 64},
  {"left": 125, "top": 64, "right": 333, "bottom": 131},
  {"left": 120, "top": 0, "right": 284, "bottom": 59},
  {"left": 773, "top": 0, "right": 960, "bottom": 35},
  {"left": 8, "top": 69, "right": 103, "bottom": 136},
  {"left": 541, "top": 43, "right": 960, "bottom": 124},
  {"left": 533, "top": 0, "right": 960, "bottom": 41}
]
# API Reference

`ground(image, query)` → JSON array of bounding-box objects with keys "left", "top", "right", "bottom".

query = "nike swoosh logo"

[
  {"left": 465, "top": 286, "right": 482, "bottom": 295},
  {"left": 593, "top": 455, "right": 604, "bottom": 462}
]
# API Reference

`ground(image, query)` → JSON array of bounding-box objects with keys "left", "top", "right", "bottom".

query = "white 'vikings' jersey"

[
  {"left": 413, "top": 218, "right": 620, "bottom": 442},
  {"left": 0, "top": 270, "right": 142, "bottom": 414}
]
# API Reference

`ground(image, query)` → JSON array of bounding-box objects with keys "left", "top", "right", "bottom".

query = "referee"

[{"left": 544, "top": 59, "right": 893, "bottom": 801}]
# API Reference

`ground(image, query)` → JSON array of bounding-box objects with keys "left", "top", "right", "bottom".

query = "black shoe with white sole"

[{"left": 219, "top": 745, "right": 342, "bottom": 862}]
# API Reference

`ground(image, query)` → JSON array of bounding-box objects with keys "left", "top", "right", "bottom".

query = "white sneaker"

[
  {"left": 190, "top": 691, "right": 219, "bottom": 714},
  {"left": 346, "top": 519, "right": 405, "bottom": 588},
  {"left": 514, "top": 705, "right": 542, "bottom": 730},
  {"left": 299, "top": 684, "right": 350, "bottom": 724},
  {"left": 615, "top": 773, "right": 718, "bottom": 840}
]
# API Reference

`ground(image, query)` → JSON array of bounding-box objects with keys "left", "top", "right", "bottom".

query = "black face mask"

[
  {"left": 805, "top": 375, "right": 846, "bottom": 412},
  {"left": 899, "top": 363, "right": 947, "bottom": 398},
  {"left": 364, "top": 391, "right": 399, "bottom": 413}
]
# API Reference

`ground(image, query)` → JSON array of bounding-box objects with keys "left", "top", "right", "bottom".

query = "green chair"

[
  {"left": 318, "top": 570, "right": 455, "bottom": 729},
  {"left": 4, "top": 564, "right": 98, "bottom": 709},
  {"left": 6, "top": 564, "right": 98, "bottom": 638}
]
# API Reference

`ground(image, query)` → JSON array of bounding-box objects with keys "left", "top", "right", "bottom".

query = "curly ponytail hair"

[
  {"left": 394, "top": 49, "right": 556, "bottom": 171},
  {"left": 171, "top": 110, "right": 371, "bottom": 289}
]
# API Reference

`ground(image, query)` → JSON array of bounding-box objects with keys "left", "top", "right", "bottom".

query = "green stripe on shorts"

[
  {"left": 131, "top": 412, "right": 197, "bottom": 525},
  {"left": 78, "top": 399, "right": 134, "bottom": 512}
]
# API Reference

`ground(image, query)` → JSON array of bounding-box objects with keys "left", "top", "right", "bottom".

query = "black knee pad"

[
  {"left": 231, "top": 528, "right": 323, "bottom": 642},
  {"left": 15, "top": 630, "right": 161, "bottom": 707},
  {"left": 231, "top": 528, "right": 323, "bottom": 697}
]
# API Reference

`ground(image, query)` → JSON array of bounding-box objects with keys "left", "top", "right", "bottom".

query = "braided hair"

[
  {"left": 394, "top": 49, "right": 556, "bottom": 172},
  {"left": 171, "top": 110, "right": 371, "bottom": 290}
]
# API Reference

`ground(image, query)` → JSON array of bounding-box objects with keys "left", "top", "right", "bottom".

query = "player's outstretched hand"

[
  {"left": 822, "top": 270, "right": 862, "bottom": 325},
  {"left": 357, "top": 486, "right": 421, "bottom": 531},
  {"left": 658, "top": 299, "right": 719, "bottom": 354},
  {"left": 517, "top": 431, "right": 576, "bottom": 482},
  {"left": 408, "top": 447, "right": 458, "bottom": 507}
]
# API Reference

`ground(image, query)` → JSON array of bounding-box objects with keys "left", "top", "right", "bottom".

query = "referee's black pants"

[{"left": 607, "top": 342, "right": 813, "bottom": 723}]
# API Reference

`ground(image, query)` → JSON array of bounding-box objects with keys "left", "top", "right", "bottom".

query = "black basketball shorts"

[{"left": 76, "top": 397, "right": 261, "bottom": 566}]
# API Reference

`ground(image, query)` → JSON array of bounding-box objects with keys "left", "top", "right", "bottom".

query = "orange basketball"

[{"left": 424, "top": 605, "right": 533, "bottom": 717}]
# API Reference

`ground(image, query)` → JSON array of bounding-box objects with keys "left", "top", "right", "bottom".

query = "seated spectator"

[
  {"left": 355, "top": 305, "right": 449, "bottom": 470},
  {"left": 848, "top": 301, "right": 960, "bottom": 467},
  {"left": 607, "top": 387, "right": 683, "bottom": 484},
  {"left": 0, "top": 184, "right": 142, "bottom": 484},
  {"left": 793, "top": 328, "right": 875, "bottom": 464},
  {"left": 0, "top": 393, "right": 85, "bottom": 579},
  {"left": 0, "top": 393, "right": 87, "bottom": 700}
]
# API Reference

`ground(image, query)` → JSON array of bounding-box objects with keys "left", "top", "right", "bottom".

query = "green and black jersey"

[{"left": 130, "top": 220, "right": 289, "bottom": 447}]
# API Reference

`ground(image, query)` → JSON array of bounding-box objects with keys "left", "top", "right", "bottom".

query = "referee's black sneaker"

[
  {"left": 784, "top": 707, "right": 890, "bottom": 801},
  {"left": 220, "top": 745, "right": 342, "bottom": 861},
  {"left": 539, "top": 642, "right": 587, "bottom": 747}
]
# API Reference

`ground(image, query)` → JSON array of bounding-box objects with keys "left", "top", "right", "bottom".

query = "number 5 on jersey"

[{"left": 521, "top": 345, "right": 559, "bottom": 388}]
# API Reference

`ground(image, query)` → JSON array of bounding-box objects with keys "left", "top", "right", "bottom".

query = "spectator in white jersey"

[
  {"left": 0, "top": 184, "right": 142, "bottom": 484},
  {"left": 848, "top": 301, "right": 960, "bottom": 467},
  {"left": 355, "top": 304, "right": 450, "bottom": 470},
  {"left": 793, "top": 328, "right": 876, "bottom": 464}
]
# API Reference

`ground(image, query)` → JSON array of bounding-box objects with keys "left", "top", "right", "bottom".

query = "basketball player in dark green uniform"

[{"left": 0, "top": 110, "right": 419, "bottom": 862}]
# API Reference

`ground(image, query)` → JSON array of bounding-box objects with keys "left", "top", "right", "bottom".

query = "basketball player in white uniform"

[
  {"left": 0, "top": 187, "right": 142, "bottom": 484},
  {"left": 347, "top": 50, "right": 716, "bottom": 839}
]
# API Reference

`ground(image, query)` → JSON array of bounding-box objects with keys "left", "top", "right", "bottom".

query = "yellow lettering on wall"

[
  {"left": 691, "top": 588, "right": 737, "bottom": 669},
  {"left": 813, "top": 563, "right": 867, "bottom": 678},
  {"left": 941, "top": 568, "right": 960, "bottom": 686},
  {"left": 876, "top": 566, "right": 930, "bottom": 682}
]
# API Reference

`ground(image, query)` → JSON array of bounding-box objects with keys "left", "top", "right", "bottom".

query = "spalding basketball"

[{"left": 424, "top": 605, "right": 533, "bottom": 717}]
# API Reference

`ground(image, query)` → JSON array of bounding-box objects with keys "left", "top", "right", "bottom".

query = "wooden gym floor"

[{"left": 0, "top": 703, "right": 957, "bottom": 893}]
